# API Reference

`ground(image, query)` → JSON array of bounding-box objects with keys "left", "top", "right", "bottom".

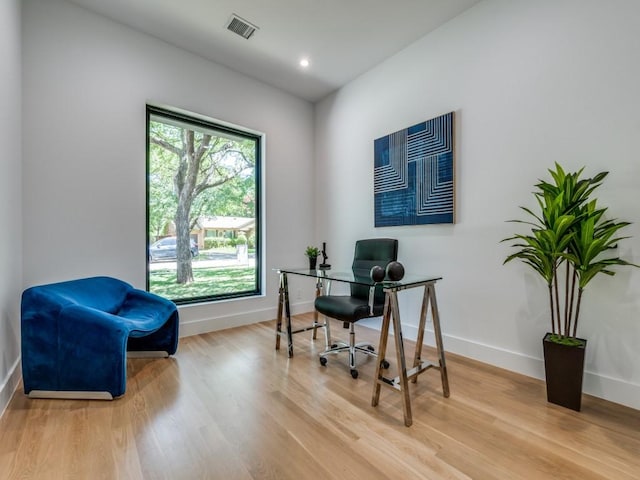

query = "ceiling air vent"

[{"left": 226, "top": 14, "right": 259, "bottom": 40}]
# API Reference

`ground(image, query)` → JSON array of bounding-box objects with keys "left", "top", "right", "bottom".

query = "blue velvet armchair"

[{"left": 21, "top": 276, "right": 179, "bottom": 399}]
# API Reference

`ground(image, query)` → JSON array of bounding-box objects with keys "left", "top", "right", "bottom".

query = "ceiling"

[{"left": 67, "top": 0, "right": 483, "bottom": 102}]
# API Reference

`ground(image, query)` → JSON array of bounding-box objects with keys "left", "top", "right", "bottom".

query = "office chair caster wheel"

[
  {"left": 319, "top": 357, "right": 327, "bottom": 366},
  {"left": 331, "top": 343, "right": 338, "bottom": 348},
  {"left": 350, "top": 369, "right": 358, "bottom": 379},
  {"left": 366, "top": 345, "right": 375, "bottom": 352},
  {"left": 381, "top": 359, "right": 390, "bottom": 369}
]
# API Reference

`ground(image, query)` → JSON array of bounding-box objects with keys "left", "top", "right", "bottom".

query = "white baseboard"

[
  {"left": 0, "top": 356, "right": 21, "bottom": 419},
  {"left": 582, "top": 371, "right": 640, "bottom": 410},
  {"left": 179, "top": 300, "right": 314, "bottom": 337},
  {"left": 392, "top": 322, "right": 640, "bottom": 411}
]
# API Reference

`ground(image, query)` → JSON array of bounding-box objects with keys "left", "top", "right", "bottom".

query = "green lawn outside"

[{"left": 150, "top": 265, "right": 257, "bottom": 300}]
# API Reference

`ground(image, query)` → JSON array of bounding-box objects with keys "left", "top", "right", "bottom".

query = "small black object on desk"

[
  {"left": 370, "top": 265, "right": 385, "bottom": 282},
  {"left": 319, "top": 241, "right": 331, "bottom": 269},
  {"left": 386, "top": 261, "right": 405, "bottom": 281}
]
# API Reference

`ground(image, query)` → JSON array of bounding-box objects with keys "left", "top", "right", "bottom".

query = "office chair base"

[{"left": 319, "top": 340, "right": 389, "bottom": 378}]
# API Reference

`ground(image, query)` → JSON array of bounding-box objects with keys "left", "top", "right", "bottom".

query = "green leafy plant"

[
  {"left": 502, "top": 163, "right": 637, "bottom": 341},
  {"left": 305, "top": 246, "right": 320, "bottom": 258}
]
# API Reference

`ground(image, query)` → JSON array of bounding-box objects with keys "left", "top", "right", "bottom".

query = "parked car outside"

[{"left": 149, "top": 236, "right": 199, "bottom": 262}]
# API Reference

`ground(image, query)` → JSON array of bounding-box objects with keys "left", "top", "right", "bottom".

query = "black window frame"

[{"left": 145, "top": 105, "right": 263, "bottom": 305}]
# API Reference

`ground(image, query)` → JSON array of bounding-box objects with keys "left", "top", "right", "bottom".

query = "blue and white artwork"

[{"left": 374, "top": 112, "right": 455, "bottom": 227}]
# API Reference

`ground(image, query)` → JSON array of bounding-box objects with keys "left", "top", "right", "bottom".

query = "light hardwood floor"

[{"left": 1, "top": 313, "right": 639, "bottom": 479}]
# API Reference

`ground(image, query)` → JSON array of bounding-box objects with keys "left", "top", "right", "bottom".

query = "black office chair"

[{"left": 315, "top": 238, "right": 398, "bottom": 378}]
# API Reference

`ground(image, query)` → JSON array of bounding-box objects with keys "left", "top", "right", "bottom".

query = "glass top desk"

[{"left": 274, "top": 267, "right": 450, "bottom": 427}]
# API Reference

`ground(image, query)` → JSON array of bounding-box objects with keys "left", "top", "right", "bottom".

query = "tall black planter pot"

[{"left": 543, "top": 332, "right": 587, "bottom": 411}]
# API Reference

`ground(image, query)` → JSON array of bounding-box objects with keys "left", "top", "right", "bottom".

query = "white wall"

[
  {"left": 22, "top": 0, "right": 316, "bottom": 336},
  {"left": 0, "top": 0, "right": 23, "bottom": 416},
  {"left": 315, "top": 0, "right": 640, "bottom": 409}
]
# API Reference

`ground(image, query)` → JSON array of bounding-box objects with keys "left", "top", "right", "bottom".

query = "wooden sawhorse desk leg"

[
  {"left": 371, "top": 282, "right": 449, "bottom": 427},
  {"left": 372, "top": 292, "right": 414, "bottom": 425},
  {"left": 412, "top": 283, "right": 450, "bottom": 397},
  {"left": 275, "top": 273, "right": 330, "bottom": 358},
  {"left": 275, "top": 272, "right": 294, "bottom": 357}
]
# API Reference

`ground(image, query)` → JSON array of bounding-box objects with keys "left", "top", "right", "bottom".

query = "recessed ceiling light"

[{"left": 299, "top": 58, "right": 310, "bottom": 68}]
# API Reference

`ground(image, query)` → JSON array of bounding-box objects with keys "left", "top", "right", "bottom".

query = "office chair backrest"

[{"left": 351, "top": 238, "right": 398, "bottom": 304}]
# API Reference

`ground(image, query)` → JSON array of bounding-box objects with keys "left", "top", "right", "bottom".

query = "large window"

[{"left": 146, "top": 106, "right": 261, "bottom": 304}]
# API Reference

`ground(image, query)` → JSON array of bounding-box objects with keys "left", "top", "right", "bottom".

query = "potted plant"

[
  {"left": 305, "top": 246, "right": 320, "bottom": 270},
  {"left": 502, "top": 163, "right": 637, "bottom": 411}
]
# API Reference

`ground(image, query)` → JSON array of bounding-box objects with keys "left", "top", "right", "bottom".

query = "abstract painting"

[{"left": 374, "top": 112, "right": 455, "bottom": 227}]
